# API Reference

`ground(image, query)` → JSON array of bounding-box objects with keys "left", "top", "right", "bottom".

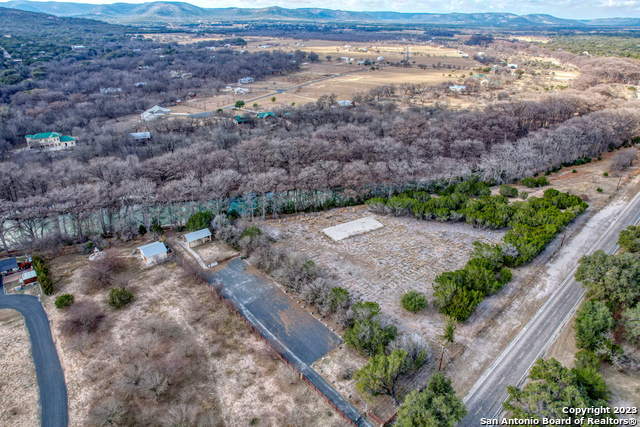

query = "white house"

[
  {"left": 377, "top": 56, "right": 384, "bottom": 61},
  {"left": 130, "top": 132, "right": 151, "bottom": 141},
  {"left": 71, "top": 45, "right": 85, "bottom": 50},
  {"left": 461, "top": 54, "right": 469, "bottom": 58},
  {"left": 449, "top": 85, "right": 467, "bottom": 93},
  {"left": 507, "top": 64, "right": 518, "bottom": 69},
  {"left": 183, "top": 228, "right": 212, "bottom": 248},
  {"left": 141, "top": 105, "right": 170, "bottom": 122},
  {"left": 137, "top": 241, "right": 168, "bottom": 266},
  {"left": 234, "top": 87, "right": 249, "bottom": 94},
  {"left": 336, "top": 100, "right": 354, "bottom": 108},
  {"left": 238, "top": 77, "right": 254, "bottom": 84},
  {"left": 25, "top": 132, "right": 76, "bottom": 151}
]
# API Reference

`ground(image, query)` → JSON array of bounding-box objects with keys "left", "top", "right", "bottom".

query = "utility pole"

[
  {"left": 560, "top": 227, "right": 568, "bottom": 246},
  {"left": 406, "top": 46, "right": 409, "bottom": 62},
  {"left": 617, "top": 176, "right": 622, "bottom": 191}
]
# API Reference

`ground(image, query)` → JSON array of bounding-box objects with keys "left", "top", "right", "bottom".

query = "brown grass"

[{"left": 43, "top": 243, "right": 345, "bottom": 427}]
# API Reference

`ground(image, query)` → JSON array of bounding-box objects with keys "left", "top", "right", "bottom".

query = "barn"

[
  {"left": 183, "top": 229, "right": 212, "bottom": 248},
  {"left": 21, "top": 270, "right": 37, "bottom": 285},
  {"left": 137, "top": 242, "right": 168, "bottom": 266}
]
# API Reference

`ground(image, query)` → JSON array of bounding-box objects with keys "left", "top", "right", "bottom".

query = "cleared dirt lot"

[
  {"left": 44, "top": 242, "right": 346, "bottom": 427},
  {"left": 265, "top": 206, "right": 505, "bottom": 340},
  {"left": 0, "top": 309, "right": 39, "bottom": 427}
]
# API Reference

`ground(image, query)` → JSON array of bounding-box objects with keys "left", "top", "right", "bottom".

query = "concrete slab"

[{"left": 322, "top": 217, "right": 384, "bottom": 241}]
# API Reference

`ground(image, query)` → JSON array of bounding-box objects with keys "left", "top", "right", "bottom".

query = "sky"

[{"left": 4, "top": 0, "right": 640, "bottom": 19}]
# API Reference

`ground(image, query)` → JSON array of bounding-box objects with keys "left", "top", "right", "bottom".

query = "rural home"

[
  {"left": 234, "top": 87, "right": 249, "bottom": 94},
  {"left": 377, "top": 56, "right": 384, "bottom": 61},
  {"left": 336, "top": 100, "right": 354, "bottom": 108},
  {"left": 508, "top": 64, "right": 518, "bottom": 69},
  {"left": 71, "top": 45, "right": 85, "bottom": 50},
  {"left": 25, "top": 132, "right": 76, "bottom": 151},
  {"left": 0, "top": 257, "right": 19, "bottom": 276},
  {"left": 256, "top": 112, "right": 277, "bottom": 120},
  {"left": 238, "top": 77, "right": 254, "bottom": 84},
  {"left": 130, "top": 132, "right": 151, "bottom": 142},
  {"left": 20, "top": 270, "right": 37, "bottom": 285},
  {"left": 235, "top": 115, "right": 252, "bottom": 124},
  {"left": 141, "top": 105, "right": 170, "bottom": 122},
  {"left": 449, "top": 85, "right": 467, "bottom": 93},
  {"left": 137, "top": 241, "right": 168, "bottom": 266},
  {"left": 183, "top": 228, "right": 212, "bottom": 248}
]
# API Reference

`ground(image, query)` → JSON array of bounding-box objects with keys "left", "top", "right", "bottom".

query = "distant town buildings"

[{"left": 25, "top": 132, "right": 76, "bottom": 151}]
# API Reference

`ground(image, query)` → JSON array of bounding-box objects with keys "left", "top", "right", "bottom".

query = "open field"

[
  {"left": 191, "top": 240, "right": 237, "bottom": 265},
  {"left": 265, "top": 206, "right": 505, "bottom": 341},
  {"left": 0, "top": 309, "right": 39, "bottom": 427},
  {"left": 43, "top": 241, "right": 345, "bottom": 427}
]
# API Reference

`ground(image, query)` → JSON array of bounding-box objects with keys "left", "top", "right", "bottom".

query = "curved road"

[
  {"left": 0, "top": 290, "right": 68, "bottom": 427},
  {"left": 463, "top": 188, "right": 640, "bottom": 425}
]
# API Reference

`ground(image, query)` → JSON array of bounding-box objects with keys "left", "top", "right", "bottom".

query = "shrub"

[
  {"left": 401, "top": 291, "right": 428, "bottom": 313},
  {"left": 621, "top": 305, "right": 640, "bottom": 345},
  {"left": 618, "top": 225, "right": 640, "bottom": 253},
  {"left": 597, "top": 187, "right": 603, "bottom": 192},
  {"left": 344, "top": 302, "right": 397, "bottom": 356},
  {"left": 55, "top": 294, "right": 74, "bottom": 309},
  {"left": 536, "top": 176, "right": 550, "bottom": 187},
  {"left": 574, "top": 300, "right": 614, "bottom": 350},
  {"left": 499, "top": 184, "right": 519, "bottom": 198},
  {"left": 519, "top": 191, "right": 528, "bottom": 200},
  {"left": 138, "top": 224, "right": 147, "bottom": 235},
  {"left": 521, "top": 177, "right": 537, "bottom": 188},
  {"left": 603, "top": 172, "right": 609, "bottom": 177},
  {"left": 185, "top": 211, "right": 214, "bottom": 232},
  {"left": 108, "top": 287, "right": 134, "bottom": 309},
  {"left": 572, "top": 169, "right": 577, "bottom": 173}
]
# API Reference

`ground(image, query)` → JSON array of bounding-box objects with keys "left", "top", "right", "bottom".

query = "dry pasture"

[{"left": 43, "top": 242, "right": 346, "bottom": 427}]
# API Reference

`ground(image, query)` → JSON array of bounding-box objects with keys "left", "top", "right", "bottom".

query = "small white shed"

[
  {"left": 183, "top": 229, "right": 212, "bottom": 248},
  {"left": 137, "top": 242, "right": 168, "bottom": 266}
]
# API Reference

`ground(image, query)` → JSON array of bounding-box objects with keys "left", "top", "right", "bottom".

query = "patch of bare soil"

[
  {"left": 44, "top": 244, "right": 345, "bottom": 427},
  {"left": 192, "top": 240, "right": 237, "bottom": 265},
  {"left": 265, "top": 205, "right": 505, "bottom": 341},
  {"left": 0, "top": 309, "right": 39, "bottom": 427}
]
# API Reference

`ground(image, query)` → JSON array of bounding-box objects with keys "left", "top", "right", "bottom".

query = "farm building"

[
  {"left": 238, "top": 77, "right": 254, "bottom": 84},
  {"left": 377, "top": 56, "right": 384, "bottom": 61},
  {"left": 234, "top": 87, "right": 249, "bottom": 94},
  {"left": 235, "top": 115, "right": 252, "bottom": 124},
  {"left": 0, "top": 257, "right": 19, "bottom": 276},
  {"left": 137, "top": 242, "right": 168, "bottom": 266},
  {"left": 336, "top": 100, "right": 354, "bottom": 108},
  {"left": 183, "top": 228, "right": 212, "bottom": 248},
  {"left": 449, "top": 85, "right": 467, "bottom": 93},
  {"left": 21, "top": 270, "right": 37, "bottom": 285}
]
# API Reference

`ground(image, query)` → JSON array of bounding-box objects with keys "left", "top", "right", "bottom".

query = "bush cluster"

[
  {"left": 521, "top": 176, "right": 550, "bottom": 188},
  {"left": 32, "top": 254, "right": 53, "bottom": 295},
  {"left": 499, "top": 185, "right": 519, "bottom": 198},
  {"left": 108, "top": 287, "right": 134, "bottom": 309},
  {"left": 401, "top": 291, "right": 428, "bottom": 313},
  {"left": 369, "top": 186, "right": 587, "bottom": 321},
  {"left": 185, "top": 211, "right": 214, "bottom": 232},
  {"left": 54, "top": 294, "right": 75, "bottom": 309}
]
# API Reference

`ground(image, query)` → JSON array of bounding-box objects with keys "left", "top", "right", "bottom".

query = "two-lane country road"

[
  {"left": 463, "top": 188, "right": 640, "bottom": 426},
  {"left": 0, "top": 291, "right": 68, "bottom": 427}
]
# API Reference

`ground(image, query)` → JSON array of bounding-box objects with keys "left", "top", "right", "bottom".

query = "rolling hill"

[{"left": 1, "top": 0, "right": 638, "bottom": 27}]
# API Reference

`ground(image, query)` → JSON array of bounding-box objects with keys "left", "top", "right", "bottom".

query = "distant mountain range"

[{"left": 2, "top": 0, "right": 640, "bottom": 27}]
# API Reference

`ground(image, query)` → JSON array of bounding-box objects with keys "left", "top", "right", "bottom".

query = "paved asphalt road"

[
  {"left": 189, "top": 67, "right": 371, "bottom": 118},
  {"left": 463, "top": 189, "right": 640, "bottom": 426},
  {"left": 0, "top": 290, "right": 68, "bottom": 427},
  {"left": 203, "top": 259, "right": 372, "bottom": 427}
]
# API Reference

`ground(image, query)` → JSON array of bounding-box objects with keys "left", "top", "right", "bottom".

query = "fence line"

[{"left": 172, "top": 249, "right": 366, "bottom": 427}]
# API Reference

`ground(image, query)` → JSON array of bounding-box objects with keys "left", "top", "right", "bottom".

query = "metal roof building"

[
  {"left": 0, "top": 257, "right": 19, "bottom": 275},
  {"left": 137, "top": 242, "right": 168, "bottom": 266},
  {"left": 183, "top": 228, "right": 212, "bottom": 247}
]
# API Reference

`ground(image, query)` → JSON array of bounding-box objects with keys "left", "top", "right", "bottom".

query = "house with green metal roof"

[
  {"left": 25, "top": 132, "right": 76, "bottom": 151},
  {"left": 234, "top": 115, "right": 252, "bottom": 124},
  {"left": 256, "top": 112, "right": 277, "bottom": 120}
]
